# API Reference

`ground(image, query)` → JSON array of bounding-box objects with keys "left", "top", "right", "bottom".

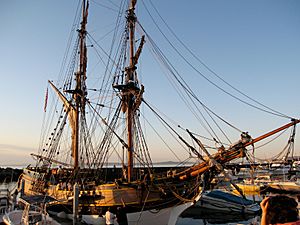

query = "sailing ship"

[{"left": 17, "top": 1, "right": 299, "bottom": 225}]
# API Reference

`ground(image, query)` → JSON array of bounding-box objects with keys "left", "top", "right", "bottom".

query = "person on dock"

[
  {"left": 103, "top": 207, "right": 116, "bottom": 225},
  {"left": 260, "top": 195, "right": 299, "bottom": 225}
]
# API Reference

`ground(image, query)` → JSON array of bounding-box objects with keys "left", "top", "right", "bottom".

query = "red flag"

[{"left": 44, "top": 88, "right": 48, "bottom": 112}]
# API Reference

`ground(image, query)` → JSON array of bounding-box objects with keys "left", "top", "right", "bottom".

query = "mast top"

[{"left": 131, "top": 0, "right": 137, "bottom": 9}]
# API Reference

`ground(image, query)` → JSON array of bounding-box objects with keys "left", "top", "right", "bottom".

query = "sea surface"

[{"left": 175, "top": 207, "right": 260, "bottom": 225}]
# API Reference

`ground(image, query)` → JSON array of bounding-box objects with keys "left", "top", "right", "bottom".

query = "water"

[
  {"left": 176, "top": 217, "right": 259, "bottom": 225},
  {"left": 176, "top": 207, "right": 260, "bottom": 225}
]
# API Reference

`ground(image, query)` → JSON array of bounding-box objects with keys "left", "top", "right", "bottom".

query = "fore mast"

[
  {"left": 48, "top": 0, "right": 89, "bottom": 172},
  {"left": 70, "top": 0, "right": 88, "bottom": 170},
  {"left": 74, "top": 0, "right": 88, "bottom": 169}
]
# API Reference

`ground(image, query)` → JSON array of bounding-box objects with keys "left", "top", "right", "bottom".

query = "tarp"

[
  {"left": 205, "top": 190, "right": 255, "bottom": 206},
  {"left": 19, "top": 195, "right": 57, "bottom": 205}
]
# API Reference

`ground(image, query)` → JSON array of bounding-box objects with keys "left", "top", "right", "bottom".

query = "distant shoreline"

[
  {"left": 0, "top": 165, "right": 26, "bottom": 169},
  {"left": 0, "top": 161, "right": 194, "bottom": 169}
]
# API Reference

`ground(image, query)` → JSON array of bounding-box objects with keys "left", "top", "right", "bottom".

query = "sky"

[{"left": 0, "top": 0, "right": 299, "bottom": 166}]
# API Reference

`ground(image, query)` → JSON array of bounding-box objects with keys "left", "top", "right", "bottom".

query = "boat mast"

[
  {"left": 114, "top": 0, "right": 144, "bottom": 182},
  {"left": 73, "top": 0, "right": 88, "bottom": 170},
  {"left": 126, "top": 0, "right": 137, "bottom": 182}
]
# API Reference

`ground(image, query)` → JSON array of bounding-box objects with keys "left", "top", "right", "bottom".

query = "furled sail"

[{"left": 48, "top": 80, "right": 77, "bottom": 159}]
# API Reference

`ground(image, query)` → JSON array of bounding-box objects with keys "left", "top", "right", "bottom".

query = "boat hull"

[
  {"left": 79, "top": 202, "right": 197, "bottom": 225},
  {"left": 195, "top": 190, "right": 260, "bottom": 214},
  {"left": 262, "top": 182, "right": 300, "bottom": 194},
  {"left": 19, "top": 168, "right": 202, "bottom": 225},
  {"left": 3, "top": 210, "right": 60, "bottom": 225},
  {"left": 235, "top": 183, "right": 260, "bottom": 194}
]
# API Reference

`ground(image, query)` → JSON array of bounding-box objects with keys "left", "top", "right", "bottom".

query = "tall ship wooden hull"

[{"left": 19, "top": 167, "right": 199, "bottom": 214}]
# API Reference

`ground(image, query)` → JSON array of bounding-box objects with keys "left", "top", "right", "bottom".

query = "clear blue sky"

[{"left": 0, "top": 0, "right": 299, "bottom": 166}]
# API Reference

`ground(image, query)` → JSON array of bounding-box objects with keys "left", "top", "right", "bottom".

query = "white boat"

[
  {"left": 234, "top": 183, "right": 260, "bottom": 194},
  {"left": 265, "top": 181, "right": 300, "bottom": 194},
  {"left": 0, "top": 196, "right": 10, "bottom": 215},
  {"left": 196, "top": 190, "right": 260, "bottom": 214},
  {"left": 2, "top": 196, "right": 60, "bottom": 225},
  {"left": 3, "top": 205, "right": 60, "bottom": 225},
  {"left": 243, "top": 175, "right": 272, "bottom": 186},
  {"left": 3, "top": 210, "right": 61, "bottom": 225},
  {"left": 0, "top": 185, "right": 12, "bottom": 223}
]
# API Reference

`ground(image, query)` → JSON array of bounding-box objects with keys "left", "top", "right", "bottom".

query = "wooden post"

[{"left": 73, "top": 183, "right": 79, "bottom": 225}]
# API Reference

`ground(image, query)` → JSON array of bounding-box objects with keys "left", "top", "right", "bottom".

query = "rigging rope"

[
  {"left": 143, "top": 0, "right": 292, "bottom": 120},
  {"left": 57, "top": 0, "right": 81, "bottom": 85},
  {"left": 247, "top": 128, "right": 294, "bottom": 162},
  {"left": 143, "top": 99, "right": 206, "bottom": 159},
  {"left": 139, "top": 26, "right": 241, "bottom": 141},
  {"left": 90, "top": 0, "right": 120, "bottom": 13},
  {"left": 139, "top": 107, "right": 187, "bottom": 161}
]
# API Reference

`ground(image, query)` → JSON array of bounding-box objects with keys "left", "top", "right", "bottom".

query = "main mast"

[
  {"left": 113, "top": 0, "right": 144, "bottom": 182},
  {"left": 126, "top": 0, "right": 137, "bottom": 182}
]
